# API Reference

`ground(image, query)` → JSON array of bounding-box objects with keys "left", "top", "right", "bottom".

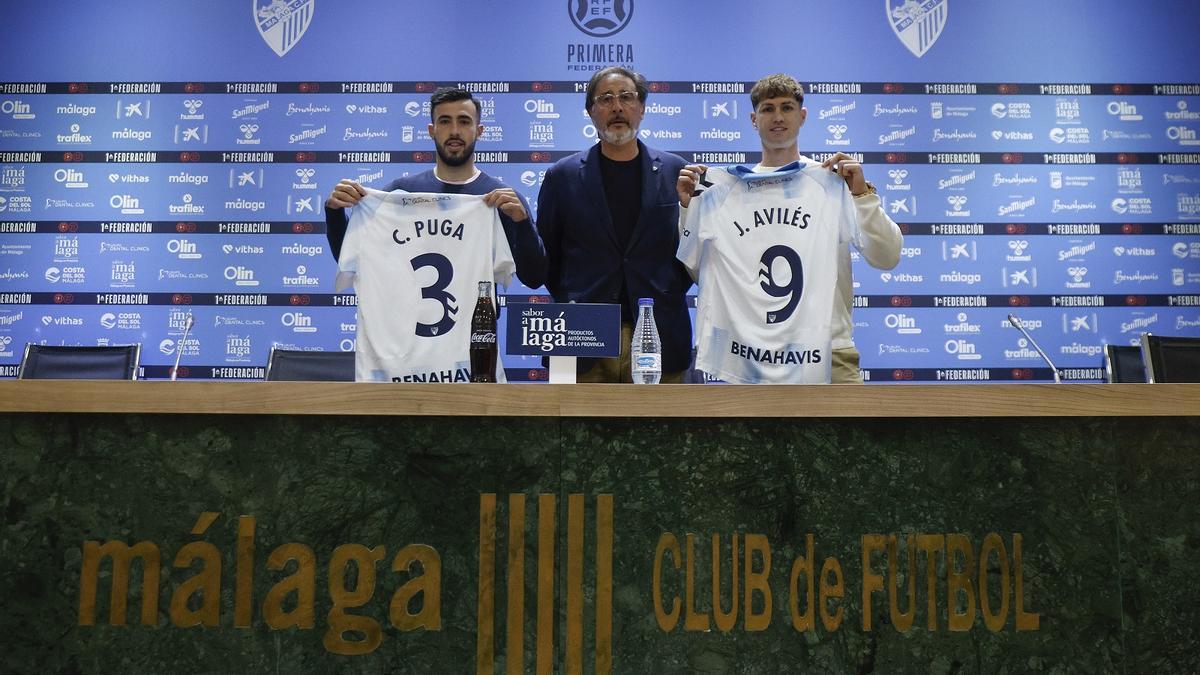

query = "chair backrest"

[
  {"left": 1104, "top": 344, "right": 1146, "bottom": 383},
  {"left": 1140, "top": 333, "right": 1200, "bottom": 383},
  {"left": 18, "top": 344, "right": 141, "bottom": 380},
  {"left": 265, "top": 348, "right": 355, "bottom": 381}
]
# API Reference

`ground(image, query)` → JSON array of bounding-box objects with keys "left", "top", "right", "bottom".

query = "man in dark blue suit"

[{"left": 537, "top": 67, "right": 692, "bottom": 383}]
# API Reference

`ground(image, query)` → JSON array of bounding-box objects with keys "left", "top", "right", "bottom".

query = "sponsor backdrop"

[{"left": 0, "top": 0, "right": 1198, "bottom": 382}]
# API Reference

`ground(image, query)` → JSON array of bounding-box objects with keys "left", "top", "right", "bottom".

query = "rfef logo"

[{"left": 569, "top": 0, "right": 633, "bottom": 37}]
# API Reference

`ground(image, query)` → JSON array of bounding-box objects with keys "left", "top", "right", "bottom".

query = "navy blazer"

[{"left": 536, "top": 141, "right": 693, "bottom": 373}]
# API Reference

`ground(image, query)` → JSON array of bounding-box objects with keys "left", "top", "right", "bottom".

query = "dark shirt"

[
  {"left": 323, "top": 169, "right": 547, "bottom": 289},
  {"left": 599, "top": 153, "right": 642, "bottom": 252},
  {"left": 599, "top": 153, "right": 642, "bottom": 320}
]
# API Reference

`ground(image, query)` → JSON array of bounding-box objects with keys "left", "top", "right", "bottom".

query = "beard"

[
  {"left": 435, "top": 136, "right": 476, "bottom": 167},
  {"left": 597, "top": 121, "right": 638, "bottom": 146}
]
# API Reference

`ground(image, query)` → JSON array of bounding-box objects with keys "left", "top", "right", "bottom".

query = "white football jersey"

[
  {"left": 336, "top": 189, "right": 514, "bottom": 382},
  {"left": 678, "top": 162, "right": 857, "bottom": 383}
]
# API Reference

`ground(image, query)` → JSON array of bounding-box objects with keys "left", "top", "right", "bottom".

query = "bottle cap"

[{"left": 638, "top": 297, "right": 654, "bottom": 307}]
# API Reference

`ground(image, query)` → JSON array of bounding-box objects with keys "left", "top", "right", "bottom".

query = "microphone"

[
  {"left": 170, "top": 312, "right": 194, "bottom": 381},
  {"left": 1007, "top": 313, "right": 1061, "bottom": 383}
]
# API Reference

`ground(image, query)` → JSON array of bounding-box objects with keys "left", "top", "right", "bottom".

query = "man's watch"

[{"left": 852, "top": 181, "right": 877, "bottom": 198}]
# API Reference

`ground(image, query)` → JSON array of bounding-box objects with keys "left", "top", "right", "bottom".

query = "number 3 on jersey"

[
  {"left": 410, "top": 252, "right": 457, "bottom": 337},
  {"left": 758, "top": 245, "right": 803, "bottom": 325}
]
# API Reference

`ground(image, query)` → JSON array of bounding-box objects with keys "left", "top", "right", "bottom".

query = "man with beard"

[
  {"left": 324, "top": 87, "right": 546, "bottom": 288},
  {"left": 536, "top": 67, "right": 691, "bottom": 382}
]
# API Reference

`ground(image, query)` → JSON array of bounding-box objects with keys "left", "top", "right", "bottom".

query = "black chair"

[
  {"left": 265, "top": 348, "right": 355, "bottom": 381},
  {"left": 1140, "top": 334, "right": 1200, "bottom": 383},
  {"left": 1104, "top": 344, "right": 1147, "bottom": 383},
  {"left": 18, "top": 344, "right": 141, "bottom": 380}
]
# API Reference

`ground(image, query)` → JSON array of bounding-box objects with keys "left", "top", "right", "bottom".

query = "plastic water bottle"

[{"left": 631, "top": 297, "right": 662, "bottom": 384}]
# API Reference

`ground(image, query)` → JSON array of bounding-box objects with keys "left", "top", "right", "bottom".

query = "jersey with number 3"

[
  {"left": 678, "top": 162, "right": 856, "bottom": 383},
  {"left": 336, "top": 189, "right": 514, "bottom": 382}
]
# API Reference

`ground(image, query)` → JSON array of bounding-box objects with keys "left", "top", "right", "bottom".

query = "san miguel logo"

[
  {"left": 886, "top": 0, "right": 948, "bottom": 58},
  {"left": 254, "top": 0, "right": 315, "bottom": 57},
  {"left": 569, "top": 0, "right": 633, "bottom": 37}
]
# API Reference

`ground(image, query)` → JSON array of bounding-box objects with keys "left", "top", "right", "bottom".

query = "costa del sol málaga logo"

[
  {"left": 254, "top": 0, "right": 315, "bottom": 57},
  {"left": 886, "top": 0, "right": 947, "bottom": 58},
  {"left": 569, "top": 0, "right": 633, "bottom": 37}
]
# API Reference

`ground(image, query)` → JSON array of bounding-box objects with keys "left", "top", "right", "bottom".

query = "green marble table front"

[{"left": 1, "top": 413, "right": 1196, "bottom": 673}]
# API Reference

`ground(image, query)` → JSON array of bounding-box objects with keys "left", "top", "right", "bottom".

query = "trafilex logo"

[
  {"left": 283, "top": 265, "right": 319, "bottom": 287},
  {"left": 944, "top": 312, "right": 982, "bottom": 335},
  {"left": 56, "top": 123, "right": 92, "bottom": 144},
  {"left": 169, "top": 193, "right": 205, "bottom": 215},
  {"left": 1004, "top": 338, "right": 1041, "bottom": 361}
]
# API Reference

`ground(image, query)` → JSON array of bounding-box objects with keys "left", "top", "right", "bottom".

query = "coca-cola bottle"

[{"left": 470, "top": 280, "right": 498, "bottom": 382}]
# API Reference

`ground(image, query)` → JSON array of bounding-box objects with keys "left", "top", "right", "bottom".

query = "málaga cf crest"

[
  {"left": 254, "top": 0, "right": 315, "bottom": 57},
  {"left": 886, "top": 0, "right": 947, "bottom": 58}
]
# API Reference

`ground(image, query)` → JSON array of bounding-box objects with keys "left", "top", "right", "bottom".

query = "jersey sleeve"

[
  {"left": 491, "top": 206, "right": 516, "bottom": 288},
  {"left": 335, "top": 188, "right": 386, "bottom": 292},
  {"left": 850, "top": 191, "right": 903, "bottom": 270},
  {"left": 676, "top": 182, "right": 726, "bottom": 279},
  {"left": 834, "top": 178, "right": 861, "bottom": 249}
]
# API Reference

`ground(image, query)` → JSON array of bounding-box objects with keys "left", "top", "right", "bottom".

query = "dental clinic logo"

[
  {"left": 887, "top": 0, "right": 948, "bottom": 58},
  {"left": 255, "top": 0, "right": 314, "bottom": 57},
  {"left": 569, "top": 0, "right": 633, "bottom": 37}
]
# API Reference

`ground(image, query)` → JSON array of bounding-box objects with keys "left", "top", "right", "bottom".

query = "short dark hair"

[
  {"left": 429, "top": 87, "right": 482, "bottom": 122},
  {"left": 584, "top": 67, "right": 648, "bottom": 112},
  {"left": 750, "top": 74, "right": 805, "bottom": 110}
]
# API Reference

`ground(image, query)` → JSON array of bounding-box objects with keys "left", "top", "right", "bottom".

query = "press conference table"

[
  {"left": 1, "top": 382, "right": 1197, "bottom": 673},
  {"left": 0, "top": 380, "right": 1197, "bottom": 416}
]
